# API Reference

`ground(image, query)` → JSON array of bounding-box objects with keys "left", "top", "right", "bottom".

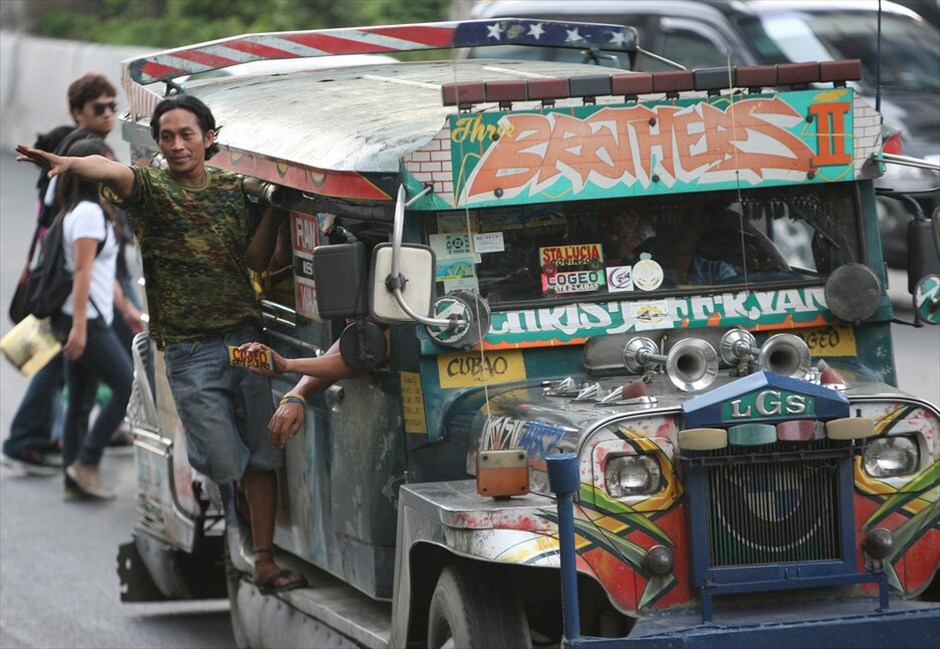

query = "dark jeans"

[
  {"left": 54, "top": 314, "right": 133, "bottom": 469},
  {"left": 2, "top": 355, "right": 94, "bottom": 458}
]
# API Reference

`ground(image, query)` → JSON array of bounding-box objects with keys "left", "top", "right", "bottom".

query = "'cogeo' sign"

[{"left": 722, "top": 389, "right": 815, "bottom": 422}]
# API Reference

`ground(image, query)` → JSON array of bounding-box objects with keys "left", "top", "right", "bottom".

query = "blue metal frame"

[
  {"left": 682, "top": 450, "right": 886, "bottom": 622},
  {"left": 546, "top": 453, "right": 939, "bottom": 649}
]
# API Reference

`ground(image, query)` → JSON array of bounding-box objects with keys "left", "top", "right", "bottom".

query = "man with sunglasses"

[{"left": 2, "top": 73, "right": 141, "bottom": 481}]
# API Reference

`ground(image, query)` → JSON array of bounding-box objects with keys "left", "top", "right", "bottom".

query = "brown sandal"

[{"left": 253, "top": 548, "right": 307, "bottom": 595}]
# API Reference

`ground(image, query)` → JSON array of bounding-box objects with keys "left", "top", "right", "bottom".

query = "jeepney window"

[{"left": 425, "top": 183, "right": 860, "bottom": 306}]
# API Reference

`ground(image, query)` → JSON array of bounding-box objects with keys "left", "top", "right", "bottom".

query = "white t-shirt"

[{"left": 61, "top": 200, "right": 118, "bottom": 325}]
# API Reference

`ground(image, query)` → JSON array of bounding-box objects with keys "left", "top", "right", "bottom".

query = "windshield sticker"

[
  {"left": 542, "top": 269, "right": 606, "bottom": 295},
  {"left": 632, "top": 300, "right": 674, "bottom": 331},
  {"left": 632, "top": 257, "right": 664, "bottom": 291},
  {"left": 430, "top": 233, "right": 478, "bottom": 259},
  {"left": 606, "top": 265, "right": 634, "bottom": 293},
  {"left": 473, "top": 231, "right": 504, "bottom": 253},
  {"left": 540, "top": 243, "right": 604, "bottom": 270},
  {"left": 450, "top": 90, "right": 856, "bottom": 208},
  {"left": 458, "top": 286, "right": 833, "bottom": 350},
  {"left": 436, "top": 257, "right": 476, "bottom": 282}
]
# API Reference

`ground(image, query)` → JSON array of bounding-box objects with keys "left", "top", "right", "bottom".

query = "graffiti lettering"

[
  {"left": 459, "top": 97, "right": 847, "bottom": 202},
  {"left": 451, "top": 114, "right": 515, "bottom": 144}
]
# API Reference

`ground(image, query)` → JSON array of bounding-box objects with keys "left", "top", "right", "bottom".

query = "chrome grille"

[{"left": 704, "top": 443, "right": 843, "bottom": 566}]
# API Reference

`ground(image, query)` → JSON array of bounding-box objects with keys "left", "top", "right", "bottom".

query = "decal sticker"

[
  {"left": 539, "top": 243, "right": 604, "bottom": 269},
  {"left": 435, "top": 257, "right": 476, "bottom": 282},
  {"left": 632, "top": 257, "right": 664, "bottom": 291},
  {"left": 472, "top": 231, "right": 504, "bottom": 253},
  {"left": 437, "top": 349, "right": 526, "bottom": 389},
  {"left": 606, "top": 265, "right": 634, "bottom": 293},
  {"left": 542, "top": 269, "right": 606, "bottom": 295},
  {"left": 294, "top": 277, "right": 320, "bottom": 321},
  {"left": 795, "top": 324, "right": 857, "bottom": 356},
  {"left": 631, "top": 301, "right": 673, "bottom": 331},
  {"left": 430, "top": 233, "right": 477, "bottom": 259},
  {"left": 400, "top": 371, "right": 427, "bottom": 434}
]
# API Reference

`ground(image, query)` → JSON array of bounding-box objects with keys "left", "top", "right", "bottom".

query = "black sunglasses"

[{"left": 92, "top": 101, "right": 118, "bottom": 116}]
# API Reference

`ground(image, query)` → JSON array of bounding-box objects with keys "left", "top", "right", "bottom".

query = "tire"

[{"left": 427, "top": 564, "right": 532, "bottom": 649}]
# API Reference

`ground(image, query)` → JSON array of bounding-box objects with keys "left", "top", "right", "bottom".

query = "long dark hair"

[{"left": 56, "top": 138, "right": 115, "bottom": 223}]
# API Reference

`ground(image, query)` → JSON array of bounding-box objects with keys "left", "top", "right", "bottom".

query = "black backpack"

[{"left": 25, "top": 211, "right": 106, "bottom": 320}]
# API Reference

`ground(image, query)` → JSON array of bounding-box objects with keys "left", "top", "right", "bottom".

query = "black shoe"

[{"left": 1, "top": 449, "right": 62, "bottom": 476}]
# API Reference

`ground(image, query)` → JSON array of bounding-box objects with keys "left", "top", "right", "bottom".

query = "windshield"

[
  {"left": 737, "top": 10, "right": 940, "bottom": 93},
  {"left": 425, "top": 183, "right": 861, "bottom": 307}
]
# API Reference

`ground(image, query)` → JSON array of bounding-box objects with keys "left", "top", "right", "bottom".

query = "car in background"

[{"left": 469, "top": 0, "right": 940, "bottom": 269}]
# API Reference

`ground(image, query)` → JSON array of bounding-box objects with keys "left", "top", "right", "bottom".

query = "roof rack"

[{"left": 122, "top": 19, "right": 637, "bottom": 118}]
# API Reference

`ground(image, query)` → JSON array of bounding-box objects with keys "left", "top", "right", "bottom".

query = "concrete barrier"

[{"left": 0, "top": 31, "right": 151, "bottom": 162}]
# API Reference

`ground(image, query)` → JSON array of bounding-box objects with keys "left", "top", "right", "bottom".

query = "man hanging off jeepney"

[{"left": 16, "top": 95, "right": 307, "bottom": 595}]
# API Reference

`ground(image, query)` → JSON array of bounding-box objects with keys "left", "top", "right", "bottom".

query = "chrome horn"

[
  {"left": 758, "top": 334, "right": 811, "bottom": 378},
  {"left": 623, "top": 337, "right": 719, "bottom": 391}
]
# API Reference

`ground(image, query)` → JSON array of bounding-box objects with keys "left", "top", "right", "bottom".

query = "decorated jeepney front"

[{"left": 396, "top": 83, "right": 939, "bottom": 616}]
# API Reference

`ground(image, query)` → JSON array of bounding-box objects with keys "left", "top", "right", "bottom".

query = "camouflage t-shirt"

[{"left": 103, "top": 165, "right": 261, "bottom": 346}]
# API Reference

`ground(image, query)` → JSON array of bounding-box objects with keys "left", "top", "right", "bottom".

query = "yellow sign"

[
  {"left": 401, "top": 371, "right": 427, "bottom": 434},
  {"left": 437, "top": 350, "right": 527, "bottom": 389},
  {"left": 796, "top": 324, "right": 857, "bottom": 357}
]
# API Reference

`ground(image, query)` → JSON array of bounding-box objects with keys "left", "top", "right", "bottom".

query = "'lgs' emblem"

[{"left": 724, "top": 389, "right": 815, "bottom": 420}]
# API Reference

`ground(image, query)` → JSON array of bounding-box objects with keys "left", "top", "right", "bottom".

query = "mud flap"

[
  {"left": 117, "top": 533, "right": 227, "bottom": 602},
  {"left": 117, "top": 539, "right": 170, "bottom": 602}
]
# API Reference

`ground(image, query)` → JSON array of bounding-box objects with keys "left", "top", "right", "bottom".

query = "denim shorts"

[{"left": 163, "top": 325, "right": 282, "bottom": 483}]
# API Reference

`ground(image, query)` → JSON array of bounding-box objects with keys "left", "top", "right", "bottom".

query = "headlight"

[
  {"left": 604, "top": 454, "right": 662, "bottom": 498},
  {"left": 862, "top": 435, "right": 920, "bottom": 478}
]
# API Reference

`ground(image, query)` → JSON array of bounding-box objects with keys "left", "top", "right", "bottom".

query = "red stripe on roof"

[
  {"left": 140, "top": 60, "right": 184, "bottom": 80},
  {"left": 176, "top": 49, "right": 240, "bottom": 69},
  {"left": 281, "top": 32, "right": 397, "bottom": 54},
  {"left": 225, "top": 39, "right": 300, "bottom": 60},
  {"left": 368, "top": 25, "right": 455, "bottom": 48}
]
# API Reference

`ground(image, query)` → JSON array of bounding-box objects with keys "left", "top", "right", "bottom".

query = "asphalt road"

[{"left": 0, "top": 149, "right": 937, "bottom": 648}]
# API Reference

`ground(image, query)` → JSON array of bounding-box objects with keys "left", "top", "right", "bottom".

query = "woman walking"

[{"left": 52, "top": 138, "right": 138, "bottom": 500}]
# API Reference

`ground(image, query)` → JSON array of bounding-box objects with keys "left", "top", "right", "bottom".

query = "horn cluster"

[
  {"left": 622, "top": 337, "right": 719, "bottom": 391},
  {"left": 720, "top": 329, "right": 811, "bottom": 378},
  {"left": 622, "top": 329, "right": 813, "bottom": 391}
]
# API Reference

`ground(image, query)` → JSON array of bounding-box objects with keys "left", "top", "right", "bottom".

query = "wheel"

[{"left": 427, "top": 565, "right": 532, "bottom": 649}]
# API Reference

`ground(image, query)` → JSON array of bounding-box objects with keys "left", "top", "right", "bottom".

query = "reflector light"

[
  {"left": 882, "top": 131, "right": 903, "bottom": 155},
  {"left": 527, "top": 77, "right": 569, "bottom": 101},
  {"left": 826, "top": 417, "right": 876, "bottom": 440},
  {"left": 621, "top": 380, "right": 649, "bottom": 400},
  {"left": 693, "top": 67, "right": 734, "bottom": 92},
  {"left": 777, "top": 62, "right": 820, "bottom": 85},
  {"left": 820, "top": 367, "right": 846, "bottom": 387},
  {"left": 611, "top": 73, "right": 653, "bottom": 96},
  {"left": 776, "top": 420, "right": 824, "bottom": 442},
  {"left": 736, "top": 65, "right": 777, "bottom": 88},
  {"left": 728, "top": 423, "right": 777, "bottom": 446},
  {"left": 568, "top": 74, "right": 612, "bottom": 98},
  {"left": 820, "top": 59, "right": 862, "bottom": 83},
  {"left": 441, "top": 81, "right": 485, "bottom": 106},
  {"left": 485, "top": 80, "right": 528, "bottom": 103},
  {"left": 476, "top": 449, "right": 529, "bottom": 498},
  {"left": 678, "top": 428, "right": 727, "bottom": 451},
  {"left": 651, "top": 70, "right": 694, "bottom": 93}
]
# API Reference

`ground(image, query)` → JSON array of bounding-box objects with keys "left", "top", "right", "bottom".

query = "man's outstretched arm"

[{"left": 15, "top": 144, "right": 135, "bottom": 201}]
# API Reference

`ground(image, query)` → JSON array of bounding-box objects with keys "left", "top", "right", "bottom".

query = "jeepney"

[{"left": 115, "top": 18, "right": 940, "bottom": 648}]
